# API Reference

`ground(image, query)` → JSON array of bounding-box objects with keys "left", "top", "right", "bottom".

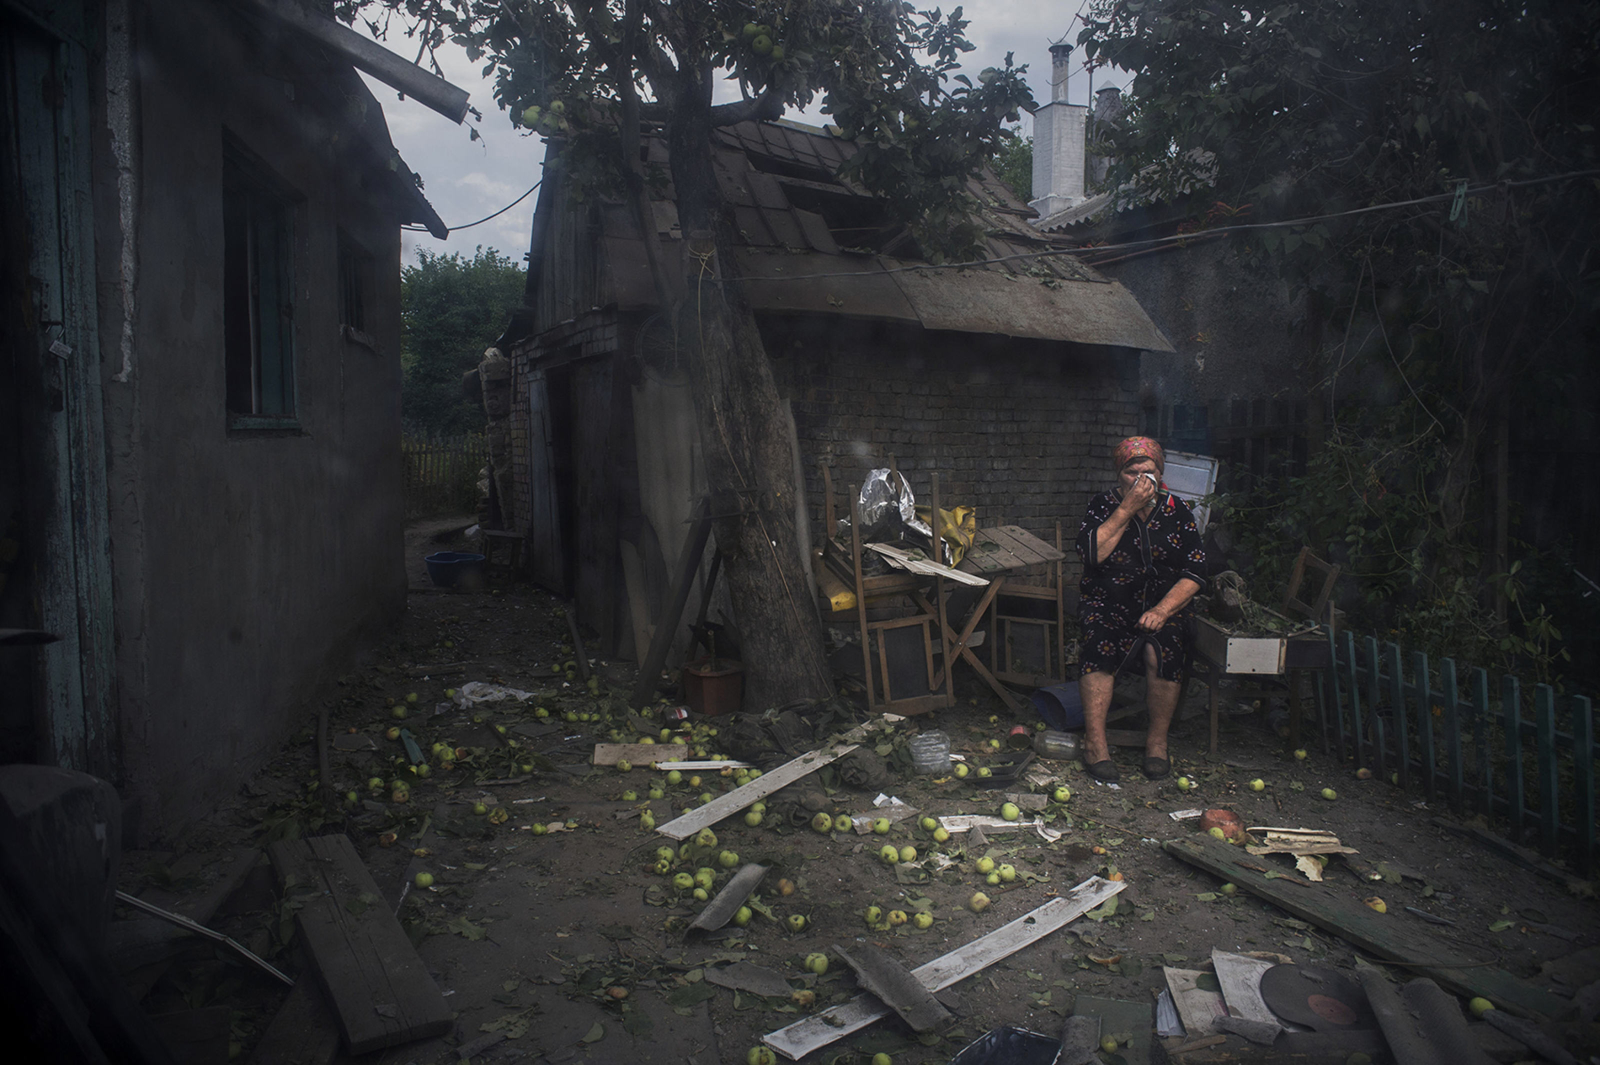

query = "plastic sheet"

[{"left": 948, "top": 1025, "right": 1061, "bottom": 1065}]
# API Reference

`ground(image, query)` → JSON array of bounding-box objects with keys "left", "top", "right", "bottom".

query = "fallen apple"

[
  {"left": 746, "top": 1046, "right": 776, "bottom": 1065},
  {"left": 1321, "top": 787, "right": 1338, "bottom": 801},
  {"left": 1221, "top": 882, "right": 1237, "bottom": 895},
  {"left": 811, "top": 812, "right": 834, "bottom": 834},
  {"left": 1294, "top": 748, "right": 1308, "bottom": 760},
  {"left": 833, "top": 814, "right": 852, "bottom": 832},
  {"left": 786, "top": 914, "right": 807, "bottom": 932},
  {"left": 953, "top": 763, "right": 970, "bottom": 778},
  {"left": 621, "top": 790, "right": 638, "bottom": 802},
  {"left": 976, "top": 766, "right": 992, "bottom": 779},
  {"left": 385, "top": 726, "right": 401, "bottom": 741},
  {"left": 932, "top": 826, "right": 950, "bottom": 843},
  {"left": 413, "top": 871, "right": 434, "bottom": 888},
  {"left": 975, "top": 856, "right": 995, "bottom": 874},
  {"left": 969, "top": 891, "right": 991, "bottom": 912},
  {"left": 920, "top": 816, "right": 938, "bottom": 831},
  {"left": 673, "top": 872, "right": 695, "bottom": 890},
  {"left": 617, "top": 759, "right": 632, "bottom": 772},
  {"left": 1052, "top": 786, "right": 1071, "bottom": 803},
  {"left": 872, "top": 817, "right": 891, "bottom": 834},
  {"left": 1000, "top": 802, "right": 1020, "bottom": 821},
  {"left": 1469, "top": 996, "right": 1494, "bottom": 1018},
  {"left": 880, "top": 844, "right": 900, "bottom": 865},
  {"left": 864, "top": 905, "right": 882, "bottom": 925},
  {"left": 998, "top": 863, "right": 1017, "bottom": 883},
  {"left": 732, "top": 905, "right": 752, "bottom": 927},
  {"left": 1250, "top": 778, "right": 1266, "bottom": 792},
  {"left": 1177, "top": 776, "right": 1192, "bottom": 790},
  {"left": 696, "top": 828, "right": 718, "bottom": 848},
  {"left": 719, "top": 850, "right": 740, "bottom": 869},
  {"left": 744, "top": 810, "right": 763, "bottom": 827},
  {"left": 473, "top": 802, "right": 489, "bottom": 816},
  {"left": 390, "top": 706, "right": 408, "bottom": 720},
  {"left": 790, "top": 988, "right": 815, "bottom": 1008},
  {"left": 912, "top": 911, "right": 933, "bottom": 929},
  {"left": 898, "top": 845, "right": 917, "bottom": 863},
  {"left": 986, "top": 871, "right": 1001, "bottom": 886},
  {"left": 805, "top": 952, "right": 829, "bottom": 975},
  {"left": 887, "top": 909, "right": 907, "bottom": 926}
]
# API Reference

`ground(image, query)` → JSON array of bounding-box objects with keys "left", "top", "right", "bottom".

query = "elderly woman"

[{"left": 1074, "top": 437, "right": 1208, "bottom": 782}]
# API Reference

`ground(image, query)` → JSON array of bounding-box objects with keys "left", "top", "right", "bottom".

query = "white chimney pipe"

[{"left": 1029, "top": 42, "right": 1090, "bottom": 220}]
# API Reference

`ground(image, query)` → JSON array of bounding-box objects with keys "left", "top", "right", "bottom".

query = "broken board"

[
  {"left": 764, "top": 876, "right": 1124, "bottom": 1060},
  {"left": 656, "top": 742, "right": 859, "bottom": 841},
  {"left": 688, "top": 863, "right": 767, "bottom": 934},
  {"left": 591, "top": 742, "right": 688, "bottom": 766},
  {"left": 1164, "top": 836, "right": 1566, "bottom": 1020},
  {"left": 269, "top": 834, "right": 453, "bottom": 1054},
  {"left": 1073, "top": 995, "right": 1152, "bottom": 1065},
  {"left": 833, "top": 942, "right": 952, "bottom": 1032}
]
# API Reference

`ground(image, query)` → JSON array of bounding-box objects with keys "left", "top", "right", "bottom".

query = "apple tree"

[{"left": 349, "top": 0, "right": 1033, "bottom": 707}]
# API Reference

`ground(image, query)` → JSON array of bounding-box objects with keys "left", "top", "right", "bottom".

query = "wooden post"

[
  {"left": 1343, "top": 631, "right": 1362, "bottom": 764},
  {"left": 1572, "top": 694, "right": 1595, "bottom": 876},
  {"left": 1364, "top": 635, "right": 1382, "bottom": 770},
  {"left": 1503, "top": 675, "right": 1524, "bottom": 837},
  {"left": 1535, "top": 684, "right": 1558, "bottom": 857}
]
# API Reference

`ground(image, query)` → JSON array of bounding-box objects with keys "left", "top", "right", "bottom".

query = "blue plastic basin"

[{"left": 424, "top": 551, "right": 485, "bottom": 588}]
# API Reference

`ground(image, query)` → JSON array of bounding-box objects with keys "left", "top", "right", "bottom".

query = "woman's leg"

[
  {"left": 1144, "top": 641, "right": 1180, "bottom": 760},
  {"left": 1078, "top": 670, "right": 1116, "bottom": 764}
]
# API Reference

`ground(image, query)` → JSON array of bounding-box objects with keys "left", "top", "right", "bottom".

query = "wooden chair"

[
  {"left": 1281, "top": 547, "right": 1341, "bottom": 629},
  {"left": 817, "top": 458, "right": 955, "bottom": 716}
]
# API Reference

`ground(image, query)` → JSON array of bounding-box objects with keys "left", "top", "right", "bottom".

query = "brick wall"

[{"left": 765, "top": 316, "right": 1141, "bottom": 586}]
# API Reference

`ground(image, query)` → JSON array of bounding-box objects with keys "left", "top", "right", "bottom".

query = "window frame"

[{"left": 223, "top": 137, "right": 301, "bottom": 432}]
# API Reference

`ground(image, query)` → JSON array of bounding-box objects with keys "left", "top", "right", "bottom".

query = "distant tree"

[
  {"left": 992, "top": 131, "right": 1031, "bottom": 202},
  {"left": 400, "top": 247, "right": 526, "bottom": 436}
]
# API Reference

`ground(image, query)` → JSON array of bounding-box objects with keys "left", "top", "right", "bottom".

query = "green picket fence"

[{"left": 1323, "top": 631, "right": 1596, "bottom": 875}]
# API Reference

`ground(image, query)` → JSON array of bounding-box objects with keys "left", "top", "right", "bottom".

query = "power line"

[
  {"left": 713, "top": 168, "right": 1600, "bottom": 284},
  {"left": 403, "top": 181, "right": 540, "bottom": 234}
]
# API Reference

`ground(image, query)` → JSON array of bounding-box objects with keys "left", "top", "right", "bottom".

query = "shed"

[{"left": 499, "top": 118, "right": 1172, "bottom": 667}]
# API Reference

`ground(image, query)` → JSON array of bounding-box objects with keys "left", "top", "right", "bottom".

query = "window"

[
  {"left": 338, "top": 232, "right": 372, "bottom": 334},
  {"left": 223, "top": 143, "right": 297, "bottom": 426}
]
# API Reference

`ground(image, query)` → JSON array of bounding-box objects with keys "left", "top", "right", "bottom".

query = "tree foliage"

[
  {"left": 400, "top": 246, "right": 526, "bottom": 436},
  {"left": 992, "top": 131, "right": 1031, "bottom": 202},
  {"left": 1079, "top": 0, "right": 1600, "bottom": 682}
]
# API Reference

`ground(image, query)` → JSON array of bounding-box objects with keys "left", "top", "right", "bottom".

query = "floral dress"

[{"left": 1075, "top": 490, "right": 1208, "bottom": 683}]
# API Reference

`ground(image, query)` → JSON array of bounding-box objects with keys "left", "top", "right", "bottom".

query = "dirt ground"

[{"left": 119, "top": 517, "right": 1600, "bottom": 1065}]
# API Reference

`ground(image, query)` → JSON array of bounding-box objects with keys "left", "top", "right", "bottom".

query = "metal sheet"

[{"left": 890, "top": 266, "right": 1174, "bottom": 351}]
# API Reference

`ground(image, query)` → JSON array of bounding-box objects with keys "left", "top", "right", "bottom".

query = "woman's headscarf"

[{"left": 1113, "top": 436, "right": 1165, "bottom": 473}]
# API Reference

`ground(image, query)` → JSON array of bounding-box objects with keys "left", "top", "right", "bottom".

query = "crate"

[{"left": 1194, "top": 613, "right": 1331, "bottom": 675}]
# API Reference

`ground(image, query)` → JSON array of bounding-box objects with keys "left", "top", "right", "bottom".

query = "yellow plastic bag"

[{"left": 915, "top": 504, "right": 976, "bottom": 567}]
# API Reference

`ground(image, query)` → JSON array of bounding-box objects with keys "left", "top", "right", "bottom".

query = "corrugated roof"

[{"left": 576, "top": 119, "right": 1171, "bottom": 351}]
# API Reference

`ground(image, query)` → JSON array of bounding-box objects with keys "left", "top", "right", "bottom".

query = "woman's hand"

[
  {"left": 1119, "top": 472, "right": 1157, "bottom": 514},
  {"left": 1136, "top": 607, "right": 1169, "bottom": 633}
]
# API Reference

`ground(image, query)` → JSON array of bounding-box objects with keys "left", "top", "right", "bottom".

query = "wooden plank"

[
  {"left": 1442, "top": 658, "right": 1464, "bottom": 812},
  {"left": 1429, "top": 817, "right": 1590, "bottom": 895},
  {"left": 591, "top": 743, "right": 688, "bottom": 766},
  {"left": 1074, "top": 995, "right": 1151, "bottom": 1065},
  {"left": 1503, "top": 675, "right": 1524, "bottom": 837},
  {"left": 688, "top": 864, "right": 767, "bottom": 933},
  {"left": 268, "top": 835, "right": 453, "bottom": 1055},
  {"left": 124, "top": 846, "right": 262, "bottom": 1001},
  {"left": 1162, "top": 836, "right": 1565, "bottom": 1020},
  {"left": 628, "top": 496, "right": 712, "bottom": 709},
  {"left": 655, "top": 743, "right": 859, "bottom": 841},
  {"left": 1574, "top": 695, "right": 1595, "bottom": 877},
  {"left": 763, "top": 876, "right": 1124, "bottom": 1060},
  {"left": 832, "top": 942, "right": 952, "bottom": 1032},
  {"left": 993, "top": 525, "right": 1065, "bottom": 565},
  {"left": 1535, "top": 685, "right": 1559, "bottom": 856},
  {"left": 1414, "top": 650, "right": 1436, "bottom": 801},
  {"left": 246, "top": 958, "right": 341, "bottom": 1065},
  {"left": 1164, "top": 967, "right": 1227, "bottom": 1036},
  {"left": 867, "top": 542, "right": 990, "bottom": 586}
]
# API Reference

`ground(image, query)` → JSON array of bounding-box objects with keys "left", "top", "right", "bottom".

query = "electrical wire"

[
  {"left": 710, "top": 168, "right": 1600, "bottom": 284},
  {"left": 402, "top": 180, "right": 540, "bottom": 233}
]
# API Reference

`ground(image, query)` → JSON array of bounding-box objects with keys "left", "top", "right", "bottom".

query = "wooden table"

[{"left": 927, "top": 526, "right": 1066, "bottom": 711}]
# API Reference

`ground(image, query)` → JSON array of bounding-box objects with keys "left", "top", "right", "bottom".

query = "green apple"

[
  {"left": 673, "top": 872, "right": 695, "bottom": 890},
  {"left": 898, "top": 845, "right": 917, "bottom": 863},
  {"left": 666, "top": 770, "right": 683, "bottom": 784},
  {"left": 920, "top": 816, "right": 938, "bottom": 831},
  {"left": 872, "top": 817, "right": 891, "bottom": 834},
  {"left": 953, "top": 763, "right": 970, "bottom": 778},
  {"left": 1321, "top": 787, "right": 1338, "bottom": 800},
  {"left": 887, "top": 910, "right": 907, "bottom": 926},
  {"left": 719, "top": 850, "right": 740, "bottom": 868},
  {"left": 413, "top": 871, "right": 434, "bottom": 888},
  {"left": 1000, "top": 802, "right": 1021, "bottom": 821},
  {"left": 617, "top": 759, "right": 632, "bottom": 772},
  {"left": 933, "top": 826, "right": 950, "bottom": 843},
  {"left": 786, "top": 914, "right": 807, "bottom": 932},
  {"left": 812, "top": 811, "right": 834, "bottom": 834},
  {"left": 1177, "top": 776, "right": 1192, "bottom": 790},
  {"left": 1052, "top": 786, "right": 1071, "bottom": 803},
  {"left": 976, "top": 856, "right": 995, "bottom": 874},
  {"left": 833, "top": 814, "right": 852, "bottom": 832},
  {"left": 733, "top": 905, "right": 752, "bottom": 927},
  {"left": 696, "top": 828, "right": 718, "bottom": 848},
  {"left": 744, "top": 810, "right": 763, "bottom": 827},
  {"left": 622, "top": 790, "right": 638, "bottom": 801},
  {"left": 805, "top": 952, "right": 829, "bottom": 975},
  {"left": 986, "top": 871, "right": 1001, "bottom": 886},
  {"left": 912, "top": 911, "right": 933, "bottom": 929},
  {"left": 864, "top": 905, "right": 882, "bottom": 925},
  {"left": 976, "top": 767, "right": 992, "bottom": 779},
  {"left": 1469, "top": 996, "right": 1494, "bottom": 1018},
  {"left": 1221, "top": 882, "right": 1237, "bottom": 895},
  {"left": 1250, "top": 778, "right": 1266, "bottom": 791},
  {"left": 656, "top": 846, "right": 676, "bottom": 862},
  {"left": 969, "top": 891, "right": 991, "bottom": 912},
  {"left": 1294, "top": 748, "right": 1308, "bottom": 760},
  {"left": 880, "top": 844, "right": 900, "bottom": 864},
  {"left": 998, "top": 863, "right": 1017, "bottom": 882}
]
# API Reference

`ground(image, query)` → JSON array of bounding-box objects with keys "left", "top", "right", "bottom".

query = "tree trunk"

[{"left": 665, "top": 86, "right": 834, "bottom": 710}]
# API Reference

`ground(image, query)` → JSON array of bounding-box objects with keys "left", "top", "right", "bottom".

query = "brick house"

[
  {"left": 1, "top": 0, "right": 458, "bottom": 837},
  {"left": 496, "top": 119, "right": 1172, "bottom": 667}
]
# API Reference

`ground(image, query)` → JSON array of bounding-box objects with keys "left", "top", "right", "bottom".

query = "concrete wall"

[{"left": 100, "top": 0, "right": 406, "bottom": 837}]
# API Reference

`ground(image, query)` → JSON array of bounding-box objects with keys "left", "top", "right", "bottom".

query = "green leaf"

[
  {"left": 448, "top": 915, "right": 487, "bottom": 940},
  {"left": 580, "top": 1022, "right": 605, "bottom": 1044},
  {"left": 1489, "top": 919, "right": 1514, "bottom": 932}
]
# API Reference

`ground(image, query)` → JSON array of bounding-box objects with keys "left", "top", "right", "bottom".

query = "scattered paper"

[{"left": 451, "top": 682, "right": 534, "bottom": 707}]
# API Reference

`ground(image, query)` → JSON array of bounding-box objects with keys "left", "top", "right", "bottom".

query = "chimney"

[
  {"left": 1029, "top": 42, "right": 1090, "bottom": 220},
  {"left": 1089, "top": 86, "right": 1123, "bottom": 188}
]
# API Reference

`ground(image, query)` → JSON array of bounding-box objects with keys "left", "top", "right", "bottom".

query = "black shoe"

[
  {"left": 1085, "top": 759, "right": 1120, "bottom": 783},
  {"left": 1141, "top": 755, "right": 1171, "bottom": 780}
]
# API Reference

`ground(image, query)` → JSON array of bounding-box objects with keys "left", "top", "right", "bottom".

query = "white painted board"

[
  {"left": 763, "top": 876, "right": 1125, "bottom": 1060},
  {"left": 1163, "top": 449, "right": 1219, "bottom": 534}
]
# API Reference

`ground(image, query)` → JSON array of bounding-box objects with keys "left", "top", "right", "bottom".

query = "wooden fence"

[
  {"left": 402, "top": 434, "right": 486, "bottom": 519},
  {"left": 1323, "top": 630, "right": 1596, "bottom": 875}
]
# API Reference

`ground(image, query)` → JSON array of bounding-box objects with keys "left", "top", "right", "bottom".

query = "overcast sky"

[{"left": 358, "top": 2, "right": 1126, "bottom": 268}]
